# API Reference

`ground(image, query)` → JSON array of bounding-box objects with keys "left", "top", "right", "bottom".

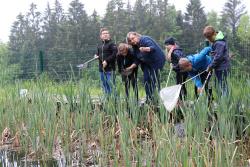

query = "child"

[
  {"left": 117, "top": 43, "right": 139, "bottom": 100},
  {"left": 203, "top": 26, "right": 230, "bottom": 96},
  {"left": 95, "top": 28, "right": 117, "bottom": 94},
  {"left": 164, "top": 37, "right": 188, "bottom": 100}
]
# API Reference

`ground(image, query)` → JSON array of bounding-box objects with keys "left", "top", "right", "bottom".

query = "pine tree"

[
  {"left": 9, "top": 3, "right": 42, "bottom": 78},
  {"left": 133, "top": 0, "right": 148, "bottom": 33},
  {"left": 67, "top": 0, "right": 89, "bottom": 51},
  {"left": 103, "top": 0, "right": 130, "bottom": 43},
  {"left": 221, "top": 0, "right": 246, "bottom": 43},
  {"left": 9, "top": 14, "right": 26, "bottom": 64},
  {"left": 88, "top": 10, "right": 101, "bottom": 46},
  {"left": 207, "top": 10, "right": 220, "bottom": 30},
  {"left": 184, "top": 0, "right": 207, "bottom": 53}
]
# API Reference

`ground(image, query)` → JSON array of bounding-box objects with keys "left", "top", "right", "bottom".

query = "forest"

[{"left": 0, "top": 0, "right": 249, "bottom": 81}]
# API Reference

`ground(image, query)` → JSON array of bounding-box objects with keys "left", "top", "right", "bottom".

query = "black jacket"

[
  {"left": 96, "top": 40, "right": 117, "bottom": 72},
  {"left": 117, "top": 48, "right": 139, "bottom": 74}
]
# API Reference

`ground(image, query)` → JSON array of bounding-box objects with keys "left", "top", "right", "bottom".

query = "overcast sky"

[{"left": 0, "top": 0, "right": 249, "bottom": 42}]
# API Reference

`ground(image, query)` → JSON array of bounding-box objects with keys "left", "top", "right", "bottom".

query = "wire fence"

[{"left": 1, "top": 40, "right": 250, "bottom": 82}]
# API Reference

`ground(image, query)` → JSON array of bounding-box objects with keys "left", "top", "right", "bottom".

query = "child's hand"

[
  {"left": 102, "top": 61, "right": 107, "bottom": 68},
  {"left": 197, "top": 87, "right": 203, "bottom": 94}
]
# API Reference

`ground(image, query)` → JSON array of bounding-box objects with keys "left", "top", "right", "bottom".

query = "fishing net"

[
  {"left": 159, "top": 84, "right": 182, "bottom": 112},
  {"left": 76, "top": 63, "right": 88, "bottom": 69}
]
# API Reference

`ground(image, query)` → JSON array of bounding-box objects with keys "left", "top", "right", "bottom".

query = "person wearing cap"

[
  {"left": 126, "top": 32, "right": 165, "bottom": 103},
  {"left": 203, "top": 26, "right": 230, "bottom": 96},
  {"left": 178, "top": 47, "right": 213, "bottom": 104},
  {"left": 117, "top": 43, "right": 139, "bottom": 101},
  {"left": 164, "top": 37, "right": 188, "bottom": 100}
]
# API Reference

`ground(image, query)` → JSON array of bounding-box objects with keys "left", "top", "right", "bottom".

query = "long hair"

[{"left": 126, "top": 32, "right": 141, "bottom": 44}]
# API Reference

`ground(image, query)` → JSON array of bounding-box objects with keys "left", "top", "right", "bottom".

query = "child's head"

[
  {"left": 203, "top": 26, "right": 216, "bottom": 42},
  {"left": 164, "top": 37, "right": 176, "bottom": 51},
  {"left": 100, "top": 28, "right": 110, "bottom": 41},
  {"left": 179, "top": 58, "right": 192, "bottom": 72},
  {"left": 118, "top": 43, "right": 129, "bottom": 56}
]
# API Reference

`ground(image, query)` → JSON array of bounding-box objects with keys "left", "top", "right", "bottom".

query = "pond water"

[{"left": 0, "top": 150, "right": 58, "bottom": 167}]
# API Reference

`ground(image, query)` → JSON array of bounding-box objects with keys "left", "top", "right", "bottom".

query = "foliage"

[
  {"left": 237, "top": 14, "right": 250, "bottom": 40},
  {"left": 221, "top": 0, "right": 246, "bottom": 43},
  {"left": 0, "top": 42, "right": 19, "bottom": 83},
  {"left": 182, "top": 0, "right": 207, "bottom": 53},
  {"left": 0, "top": 71, "right": 249, "bottom": 166},
  {"left": 207, "top": 10, "right": 220, "bottom": 30},
  {"left": 4, "top": 0, "right": 249, "bottom": 81}
]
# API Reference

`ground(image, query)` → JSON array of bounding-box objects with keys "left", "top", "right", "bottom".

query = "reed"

[{"left": 0, "top": 72, "right": 249, "bottom": 166}]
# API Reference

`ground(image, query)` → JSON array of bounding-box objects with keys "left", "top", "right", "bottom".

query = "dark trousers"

[
  {"left": 214, "top": 70, "right": 229, "bottom": 96},
  {"left": 194, "top": 71, "right": 213, "bottom": 104},
  {"left": 176, "top": 72, "right": 188, "bottom": 100},
  {"left": 122, "top": 72, "right": 138, "bottom": 101},
  {"left": 143, "top": 67, "right": 160, "bottom": 103}
]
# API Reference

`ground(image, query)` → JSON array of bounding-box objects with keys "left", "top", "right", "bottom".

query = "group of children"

[{"left": 94, "top": 26, "right": 230, "bottom": 106}]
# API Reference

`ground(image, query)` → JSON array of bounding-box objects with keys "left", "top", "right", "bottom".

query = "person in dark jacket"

[
  {"left": 164, "top": 37, "right": 188, "bottom": 100},
  {"left": 126, "top": 32, "right": 165, "bottom": 103},
  {"left": 179, "top": 47, "right": 213, "bottom": 104},
  {"left": 203, "top": 26, "right": 230, "bottom": 96},
  {"left": 117, "top": 43, "right": 139, "bottom": 101},
  {"left": 95, "top": 28, "right": 117, "bottom": 94}
]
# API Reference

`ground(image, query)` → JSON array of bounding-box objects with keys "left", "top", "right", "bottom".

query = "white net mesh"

[{"left": 159, "top": 84, "right": 182, "bottom": 112}]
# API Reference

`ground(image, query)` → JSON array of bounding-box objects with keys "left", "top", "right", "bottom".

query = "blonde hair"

[
  {"left": 118, "top": 43, "right": 129, "bottom": 55},
  {"left": 126, "top": 32, "right": 141, "bottom": 44}
]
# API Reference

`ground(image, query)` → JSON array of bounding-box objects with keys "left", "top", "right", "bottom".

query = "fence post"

[{"left": 39, "top": 51, "right": 44, "bottom": 73}]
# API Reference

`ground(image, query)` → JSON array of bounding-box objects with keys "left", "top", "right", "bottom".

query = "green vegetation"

[
  {"left": 0, "top": 0, "right": 250, "bottom": 166},
  {"left": 5, "top": 0, "right": 249, "bottom": 80},
  {"left": 0, "top": 71, "right": 249, "bottom": 166}
]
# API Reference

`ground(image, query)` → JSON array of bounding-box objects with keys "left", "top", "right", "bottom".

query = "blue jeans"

[
  {"left": 215, "top": 70, "right": 229, "bottom": 96},
  {"left": 100, "top": 71, "right": 115, "bottom": 94},
  {"left": 143, "top": 67, "right": 160, "bottom": 102}
]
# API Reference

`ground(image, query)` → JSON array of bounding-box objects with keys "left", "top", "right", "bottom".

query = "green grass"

[{"left": 0, "top": 71, "right": 249, "bottom": 166}]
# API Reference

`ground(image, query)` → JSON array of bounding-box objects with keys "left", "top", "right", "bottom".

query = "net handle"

[
  {"left": 181, "top": 70, "right": 206, "bottom": 85},
  {"left": 196, "top": 71, "right": 212, "bottom": 102},
  {"left": 165, "top": 63, "right": 173, "bottom": 87}
]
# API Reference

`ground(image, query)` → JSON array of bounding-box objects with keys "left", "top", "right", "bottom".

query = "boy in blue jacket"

[
  {"left": 126, "top": 32, "right": 166, "bottom": 103},
  {"left": 203, "top": 26, "right": 230, "bottom": 96},
  {"left": 178, "top": 47, "right": 213, "bottom": 103}
]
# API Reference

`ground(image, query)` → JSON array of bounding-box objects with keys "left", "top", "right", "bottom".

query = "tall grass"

[{"left": 0, "top": 71, "right": 249, "bottom": 166}]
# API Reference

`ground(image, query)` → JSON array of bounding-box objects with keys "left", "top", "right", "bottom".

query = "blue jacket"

[
  {"left": 209, "top": 31, "right": 230, "bottom": 71},
  {"left": 137, "top": 36, "right": 165, "bottom": 70},
  {"left": 187, "top": 47, "right": 212, "bottom": 88}
]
